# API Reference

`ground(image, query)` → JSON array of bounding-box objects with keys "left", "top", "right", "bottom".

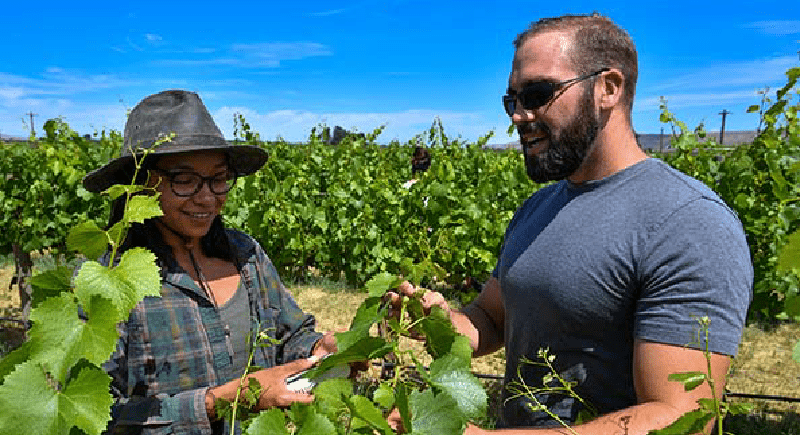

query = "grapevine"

[{"left": 0, "top": 145, "right": 163, "bottom": 435}]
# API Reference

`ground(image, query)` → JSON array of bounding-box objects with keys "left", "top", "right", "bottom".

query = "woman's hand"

[
  {"left": 206, "top": 357, "right": 319, "bottom": 419},
  {"left": 249, "top": 357, "right": 319, "bottom": 409}
]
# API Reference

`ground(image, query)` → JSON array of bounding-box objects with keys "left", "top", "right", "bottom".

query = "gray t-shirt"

[
  {"left": 494, "top": 158, "right": 752, "bottom": 428},
  {"left": 219, "top": 282, "right": 251, "bottom": 371}
]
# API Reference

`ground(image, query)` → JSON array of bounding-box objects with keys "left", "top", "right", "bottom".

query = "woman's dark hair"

[{"left": 105, "top": 155, "right": 234, "bottom": 269}]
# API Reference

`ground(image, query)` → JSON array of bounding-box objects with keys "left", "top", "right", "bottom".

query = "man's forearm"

[
  {"left": 469, "top": 401, "right": 690, "bottom": 435},
  {"left": 455, "top": 304, "right": 504, "bottom": 357}
]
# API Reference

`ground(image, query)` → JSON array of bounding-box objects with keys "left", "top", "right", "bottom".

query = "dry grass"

[{"left": 727, "top": 323, "right": 800, "bottom": 415}]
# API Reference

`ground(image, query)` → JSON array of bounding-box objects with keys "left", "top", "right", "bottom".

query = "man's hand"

[{"left": 386, "top": 281, "right": 452, "bottom": 318}]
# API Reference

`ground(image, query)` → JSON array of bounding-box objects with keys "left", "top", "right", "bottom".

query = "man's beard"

[{"left": 521, "top": 91, "right": 599, "bottom": 183}]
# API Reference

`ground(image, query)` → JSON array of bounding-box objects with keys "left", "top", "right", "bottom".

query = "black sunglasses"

[
  {"left": 503, "top": 68, "right": 610, "bottom": 117},
  {"left": 152, "top": 169, "right": 237, "bottom": 197}
]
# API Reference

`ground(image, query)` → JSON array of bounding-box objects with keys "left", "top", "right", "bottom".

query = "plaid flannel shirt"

[{"left": 103, "top": 230, "right": 322, "bottom": 435}]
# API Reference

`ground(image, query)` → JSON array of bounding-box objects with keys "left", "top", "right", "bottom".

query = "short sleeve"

[{"left": 635, "top": 197, "right": 753, "bottom": 356}]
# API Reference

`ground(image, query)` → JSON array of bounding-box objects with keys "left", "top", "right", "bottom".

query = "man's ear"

[{"left": 597, "top": 69, "right": 625, "bottom": 110}]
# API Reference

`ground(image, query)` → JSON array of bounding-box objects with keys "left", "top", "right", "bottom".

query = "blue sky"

[{"left": 1, "top": 1, "right": 798, "bottom": 145}]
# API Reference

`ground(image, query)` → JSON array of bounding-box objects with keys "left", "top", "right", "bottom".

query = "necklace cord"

[{"left": 156, "top": 218, "right": 218, "bottom": 306}]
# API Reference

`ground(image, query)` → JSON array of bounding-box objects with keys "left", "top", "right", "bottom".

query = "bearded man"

[{"left": 390, "top": 13, "right": 752, "bottom": 435}]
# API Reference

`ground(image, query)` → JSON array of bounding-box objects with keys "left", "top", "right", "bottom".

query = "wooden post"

[{"left": 11, "top": 243, "right": 33, "bottom": 325}]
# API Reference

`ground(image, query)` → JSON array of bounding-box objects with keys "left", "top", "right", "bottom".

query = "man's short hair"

[{"left": 513, "top": 13, "right": 638, "bottom": 116}]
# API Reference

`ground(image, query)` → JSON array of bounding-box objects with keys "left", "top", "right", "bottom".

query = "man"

[{"left": 391, "top": 13, "right": 752, "bottom": 434}]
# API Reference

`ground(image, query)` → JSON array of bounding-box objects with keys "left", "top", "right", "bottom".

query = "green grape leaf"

[
  {"left": 305, "top": 336, "right": 391, "bottom": 379},
  {"left": 104, "top": 184, "right": 144, "bottom": 201},
  {"left": 244, "top": 408, "right": 289, "bottom": 435},
  {"left": 364, "top": 272, "right": 401, "bottom": 298},
  {"left": 74, "top": 247, "right": 161, "bottom": 317},
  {"left": 395, "top": 382, "right": 411, "bottom": 433},
  {"left": 0, "top": 362, "right": 113, "bottom": 435},
  {"left": 60, "top": 366, "right": 116, "bottom": 435},
  {"left": 335, "top": 296, "right": 386, "bottom": 350},
  {"left": 124, "top": 194, "right": 163, "bottom": 224},
  {"left": 107, "top": 221, "right": 125, "bottom": 250},
  {"left": 667, "top": 371, "right": 706, "bottom": 391},
  {"left": 66, "top": 222, "right": 108, "bottom": 260},
  {"left": 417, "top": 306, "right": 471, "bottom": 363},
  {"left": 428, "top": 356, "right": 487, "bottom": 421},
  {"left": 409, "top": 389, "right": 465, "bottom": 435},
  {"left": 0, "top": 341, "right": 33, "bottom": 385},
  {"left": 647, "top": 409, "right": 714, "bottom": 435},
  {"left": 30, "top": 266, "right": 74, "bottom": 308},
  {"left": 293, "top": 404, "right": 337, "bottom": 435},
  {"left": 313, "top": 378, "right": 353, "bottom": 420},
  {"left": 28, "top": 293, "right": 120, "bottom": 383},
  {"left": 345, "top": 395, "right": 393, "bottom": 434},
  {"left": 372, "top": 382, "right": 394, "bottom": 409}
]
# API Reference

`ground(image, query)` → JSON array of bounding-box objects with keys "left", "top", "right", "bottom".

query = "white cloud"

[
  {"left": 648, "top": 55, "right": 797, "bottom": 92},
  {"left": 126, "top": 36, "right": 143, "bottom": 52},
  {"left": 153, "top": 42, "right": 333, "bottom": 69},
  {"left": 310, "top": 8, "right": 347, "bottom": 17},
  {"left": 154, "top": 58, "right": 243, "bottom": 67},
  {"left": 745, "top": 20, "right": 800, "bottom": 35},
  {"left": 231, "top": 42, "right": 333, "bottom": 67},
  {"left": 145, "top": 33, "right": 163, "bottom": 42},
  {"left": 636, "top": 90, "right": 763, "bottom": 111},
  {"left": 212, "top": 107, "right": 498, "bottom": 144},
  {"left": 0, "top": 70, "right": 137, "bottom": 100}
]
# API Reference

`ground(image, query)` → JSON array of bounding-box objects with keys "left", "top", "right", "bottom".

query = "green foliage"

[
  {"left": 0, "top": 151, "right": 162, "bottom": 435},
  {"left": 0, "top": 120, "right": 118, "bottom": 255},
  {"left": 656, "top": 66, "right": 800, "bottom": 322},
  {"left": 225, "top": 273, "right": 488, "bottom": 434},
  {"left": 225, "top": 115, "right": 534, "bottom": 296},
  {"left": 505, "top": 348, "right": 598, "bottom": 433}
]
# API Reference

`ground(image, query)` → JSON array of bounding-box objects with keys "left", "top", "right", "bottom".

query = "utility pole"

[
  {"left": 25, "top": 112, "right": 38, "bottom": 138},
  {"left": 719, "top": 110, "right": 731, "bottom": 145}
]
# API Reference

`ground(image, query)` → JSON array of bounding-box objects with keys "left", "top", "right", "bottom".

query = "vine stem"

[{"left": 229, "top": 344, "right": 258, "bottom": 435}]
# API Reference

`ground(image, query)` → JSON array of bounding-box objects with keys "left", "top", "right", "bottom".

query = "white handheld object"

[{"left": 285, "top": 360, "right": 350, "bottom": 393}]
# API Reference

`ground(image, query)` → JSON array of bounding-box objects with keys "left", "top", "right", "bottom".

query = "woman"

[{"left": 83, "top": 90, "right": 336, "bottom": 434}]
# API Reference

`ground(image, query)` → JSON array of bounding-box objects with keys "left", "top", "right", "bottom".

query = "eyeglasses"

[
  {"left": 502, "top": 68, "right": 610, "bottom": 117},
  {"left": 152, "top": 169, "right": 237, "bottom": 197}
]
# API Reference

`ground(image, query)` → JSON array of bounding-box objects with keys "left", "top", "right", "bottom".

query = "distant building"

[
  {"left": 636, "top": 130, "right": 758, "bottom": 151},
  {"left": 488, "top": 130, "right": 759, "bottom": 152}
]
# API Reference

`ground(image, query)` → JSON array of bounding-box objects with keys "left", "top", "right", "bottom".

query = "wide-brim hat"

[{"left": 83, "top": 89, "right": 268, "bottom": 193}]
